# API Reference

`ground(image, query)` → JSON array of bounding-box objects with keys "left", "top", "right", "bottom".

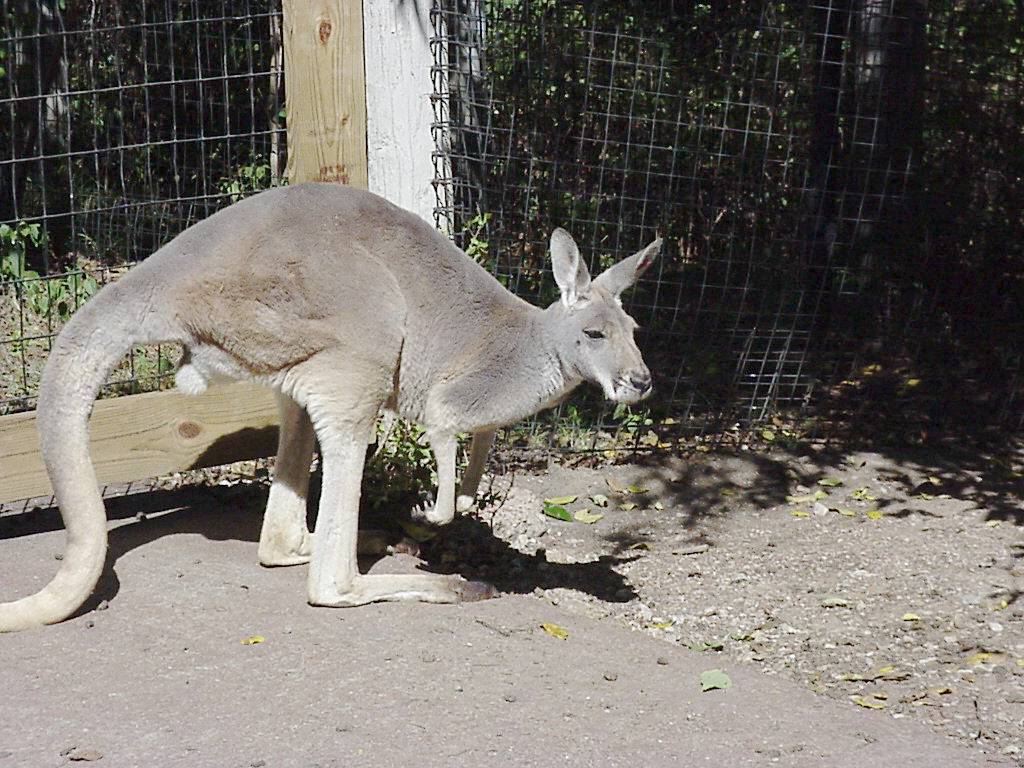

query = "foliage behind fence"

[
  {"left": 1, "top": 0, "right": 1021, "bottom": 451},
  {"left": 432, "top": 0, "right": 1024, "bottom": 449},
  {"left": 0, "top": 0, "right": 283, "bottom": 413}
]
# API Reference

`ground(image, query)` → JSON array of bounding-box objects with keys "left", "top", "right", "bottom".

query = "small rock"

[
  {"left": 96, "top": 600, "right": 109, "bottom": 611},
  {"left": 603, "top": 672, "right": 618, "bottom": 682},
  {"left": 989, "top": 622, "right": 1004, "bottom": 633},
  {"left": 656, "top": 657, "right": 669, "bottom": 666},
  {"left": 503, "top": 693, "right": 517, "bottom": 703},
  {"left": 54, "top": 553, "right": 63, "bottom": 561},
  {"left": 85, "top": 620, "right": 94, "bottom": 629},
  {"left": 251, "top": 761, "right": 267, "bottom": 768},
  {"left": 813, "top": 502, "right": 829, "bottom": 516}
]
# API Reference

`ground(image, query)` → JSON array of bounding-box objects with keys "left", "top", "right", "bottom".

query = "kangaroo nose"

[{"left": 630, "top": 370, "right": 652, "bottom": 394}]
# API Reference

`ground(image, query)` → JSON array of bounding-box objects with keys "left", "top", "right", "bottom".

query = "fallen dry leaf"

[{"left": 540, "top": 622, "right": 569, "bottom": 640}]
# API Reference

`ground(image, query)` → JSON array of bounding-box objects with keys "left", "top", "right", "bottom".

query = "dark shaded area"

[
  {"left": 0, "top": 473, "right": 638, "bottom": 613},
  {"left": 434, "top": 0, "right": 1024, "bottom": 439},
  {"left": 191, "top": 424, "right": 280, "bottom": 471}
]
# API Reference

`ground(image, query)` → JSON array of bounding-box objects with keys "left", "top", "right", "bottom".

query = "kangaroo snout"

[
  {"left": 611, "top": 366, "right": 653, "bottom": 403},
  {"left": 628, "top": 368, "right": 653, "bottom": 395}
]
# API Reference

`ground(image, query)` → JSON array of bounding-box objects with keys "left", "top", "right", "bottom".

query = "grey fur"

[{"left": 0, "top": 183, "right": 660, "bottom": 631}]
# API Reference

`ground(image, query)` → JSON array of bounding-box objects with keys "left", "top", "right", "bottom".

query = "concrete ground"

[{"left": 0, "top": 490, "right": 1010, "bottom": 768}]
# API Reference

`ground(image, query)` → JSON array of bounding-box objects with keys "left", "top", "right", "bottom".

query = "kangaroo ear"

[
  {"left": 550, "top": 228, "right": 591, "bottom": 307},
  {"left": 593, "top": 237, "right": 662, "bottom": 297}
]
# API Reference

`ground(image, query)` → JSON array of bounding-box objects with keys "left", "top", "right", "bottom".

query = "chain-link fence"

[
  {"left": 432, "top": 0, "right": 1024, "bottom": 450},
  {"left": 0, "top": 0, "right": 283, "bottom": 414}
]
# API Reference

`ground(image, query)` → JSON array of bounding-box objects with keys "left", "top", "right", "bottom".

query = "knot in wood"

[
  {"left": 318, "top": 18, "right": 332, "bottom": 45},
  {"left": 177, "top": 421, "right": 201, "bottom": 439}
]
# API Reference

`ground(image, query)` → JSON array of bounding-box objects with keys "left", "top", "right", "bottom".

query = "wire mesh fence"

[
  {"left": 1, "top": 0, "right": 1021, "bottom": 455},
  {"left": 432, "top": 0, "right": 1024, "bottom": 450},
  {"left": 0, "top": 0, "right": 283, "bottom": 414}
]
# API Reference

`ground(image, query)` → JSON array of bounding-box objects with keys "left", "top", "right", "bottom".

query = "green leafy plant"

[
  {"left": 463, "top": 212, "right": 492, "bottom": 264},
  {"left": 362, "top": 417, "right": 438, "bottom": 517},
  {"left": 1, "top": 221, "right": 99, "bottom": 324},
  {"left": 219, "top": 159, "right": 275, "bottom": 203}
]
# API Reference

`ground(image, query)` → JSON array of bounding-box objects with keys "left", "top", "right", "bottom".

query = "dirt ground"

[
  {"left": 429, "top": 441, "right": 1024, "bottom": 763},
  {"left": 1, "top": 440, "right": 1022, "bottom": 766}
]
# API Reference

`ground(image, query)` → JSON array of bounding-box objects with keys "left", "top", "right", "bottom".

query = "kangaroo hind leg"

[
  {"left": 259, "top": 392, "right": 316, "bottom": 567},
  {"left": 304, "top": 389, "right": 495, "bottom": 607}
]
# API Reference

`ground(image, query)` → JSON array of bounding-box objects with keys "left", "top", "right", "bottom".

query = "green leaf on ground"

[
  {"left": 842, "top": 665, "right": 910, "bottom": 682},
  {"left": 542, "top": 503, "right": 573, "bottom": 522},
  {"left": 965, "top": 651, "right": 1004, "bottom": 666},
  {"left": 544, "top": 495, "right": 578, "bottom": 506},
  {"left": 573, "top": 509, "right": 604, "bottom": 524},
  {"left": 901, "top": 612, "right": 922, "bottom": 622},
  {"left": 620, "top": 502, "right": 638, "bottom": 511},
  {"left": 700, "top": 669, "right": 732, "bottom": 692},
  {"left": 790, "top": 509, "right": 810, "bottom": 518},
  {"left": 866, "top": 509, "right": 883, "bottom": 520},
  {"left": 241, "top": 635, "right": 265, "bottom": 645},
  {"left": 817, "top": 477, "right": 843, "bottom": 487},
  {"left": 851, "top": 695, "right": 887, "bottom": 710}
]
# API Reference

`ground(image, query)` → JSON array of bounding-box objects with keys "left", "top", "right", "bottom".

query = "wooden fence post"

[
  {"left": 363, "top": 0, "right": 437, "bottom": 224},
  {"left": 281, "top": 0, "right": 368, "bottom": 187}
]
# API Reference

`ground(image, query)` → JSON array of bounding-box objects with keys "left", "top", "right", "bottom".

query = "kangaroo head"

[{"left": 546, "top": 228, "right": 662, "bottom": 404}]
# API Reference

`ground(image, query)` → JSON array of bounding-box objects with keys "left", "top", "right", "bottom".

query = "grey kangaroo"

[{"left": 0, "top": 183, "right": 660, "bottom": 631}]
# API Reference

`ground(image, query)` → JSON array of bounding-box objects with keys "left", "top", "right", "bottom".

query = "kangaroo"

[{"left": 0, "top": 183, "right": 660, "bottom": 631}]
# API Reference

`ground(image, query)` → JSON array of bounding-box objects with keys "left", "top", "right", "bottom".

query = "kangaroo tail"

[{"left": 0, "top": 276, "right": 178, "bottom": 631}]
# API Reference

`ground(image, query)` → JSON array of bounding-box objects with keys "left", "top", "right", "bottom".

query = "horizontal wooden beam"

[{"left": 0, "top": 382, "right": 279, "bottom": 504}]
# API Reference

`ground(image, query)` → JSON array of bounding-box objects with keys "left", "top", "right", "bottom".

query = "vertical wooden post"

[
  {"left": 363, "top": 0, "right": 437, "bottom": 224},
  {"left": 281, "top": 0, "right": 368, "bottom": 187}
]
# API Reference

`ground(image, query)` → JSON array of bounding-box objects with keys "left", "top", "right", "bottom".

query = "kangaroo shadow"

[{"left": 1, "top": 477, "right": 638, "bottom": 616}]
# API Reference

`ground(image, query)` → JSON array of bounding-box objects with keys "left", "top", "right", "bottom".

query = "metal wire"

[
  {"left": 2, "top": 0, "right": 1021, "bottom": 449},
  {"left": 0, "top": 0, "right": 284, "bottom": 414},
  {"left": 431, "top": 0, "right": 1024, "bottom": 443}
]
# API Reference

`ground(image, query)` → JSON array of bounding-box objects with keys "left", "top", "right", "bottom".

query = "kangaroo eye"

[{"left": 584, "top": 329, "right": 605, "bottom": 340}]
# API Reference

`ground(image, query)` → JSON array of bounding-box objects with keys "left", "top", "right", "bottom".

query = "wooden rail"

[{"left": 0, "top": 382, "right": 278, "bottom": 504}]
